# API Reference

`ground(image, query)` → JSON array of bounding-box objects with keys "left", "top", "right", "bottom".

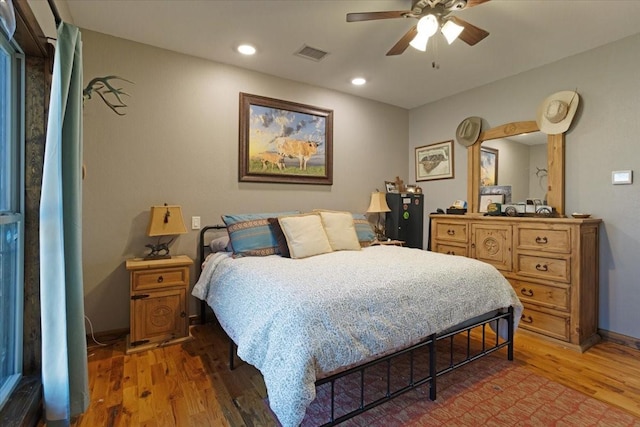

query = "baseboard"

[
  {"left": 599, "top": 329, "right": 640, "bottom": 350},
  {"left": 85, "top": 327, "right": 129, "bottom": 346}
]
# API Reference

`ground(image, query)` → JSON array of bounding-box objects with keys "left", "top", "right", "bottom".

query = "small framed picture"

[
  {"left": 415, "top": 140, "right": 454, "bottom": 181},
  {"left": 479, "top": 194, "right": 504, "bottom": 213},
  {"left": 385, "top": 181, "right": 397, "bottom": 192}
]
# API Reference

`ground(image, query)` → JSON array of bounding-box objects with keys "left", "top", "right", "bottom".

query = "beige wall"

[
  {"left": 409, "top": 33, "right": 640, "bottom": 339},
  {"left": 81, "top": 30, "right": 409, "bottom": 332}
]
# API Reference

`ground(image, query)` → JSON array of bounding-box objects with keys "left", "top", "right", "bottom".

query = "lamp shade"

[
  {"left": 366, "top": 192, "right": 391, "bottom": 213},
  {"left": 146, "top": 205, "right": 188, "bottom": 237}
]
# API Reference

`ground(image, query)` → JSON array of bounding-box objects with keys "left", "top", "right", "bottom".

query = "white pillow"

[
  {"left": 316, "top": 210, "right": 361, "bottom": 251},
  {"left": 278, "top": 213, "right": 333, "bottom": 259}
]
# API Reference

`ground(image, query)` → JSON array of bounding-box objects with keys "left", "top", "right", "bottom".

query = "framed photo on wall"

[
  {"left": 238, "top": 93, "right": 333, "bottom": 185},
  {"left": 480, "top": 147, "right": 499, "bottom": 186},
  {"left": 415, "top": 140, "right": 454, "bottom": 181}
]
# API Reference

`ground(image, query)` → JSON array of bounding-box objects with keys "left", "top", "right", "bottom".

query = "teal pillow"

[
  {"left": 352, "top": 213, "right": 376, "bottom": 247},
  {"left": 222, "top": 212, "right": 299, "bottom": 257}
]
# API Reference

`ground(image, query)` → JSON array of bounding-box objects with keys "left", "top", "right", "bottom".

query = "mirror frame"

[{"left": 467, "top": 120, "right": 565, "bottom": 216}]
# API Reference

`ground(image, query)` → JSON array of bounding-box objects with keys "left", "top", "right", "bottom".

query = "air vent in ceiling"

[{"left": 295, "top": 45, "right": 329, "bottom": 62}]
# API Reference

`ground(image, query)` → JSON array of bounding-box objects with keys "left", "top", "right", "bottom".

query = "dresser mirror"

[{"left": 467, "top": 120, "right": 565, "bottom": 215}]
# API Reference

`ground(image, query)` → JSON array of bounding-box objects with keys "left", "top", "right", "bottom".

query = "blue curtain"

[{"left": 40, "top": 22, "right": 89, "bottom": 425}]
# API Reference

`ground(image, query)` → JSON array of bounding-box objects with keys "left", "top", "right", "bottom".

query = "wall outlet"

[{"left": 191, "top": 216, "right": 201, "bottom": 230}]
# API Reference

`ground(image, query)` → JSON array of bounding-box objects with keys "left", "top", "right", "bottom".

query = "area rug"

[{"left": 288, "top": 351, "right": 640, "bottom": 427}]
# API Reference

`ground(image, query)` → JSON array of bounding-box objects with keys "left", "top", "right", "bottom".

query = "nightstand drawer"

[{"left": 132, "top": 267, "right": 188, "bottom": 291}]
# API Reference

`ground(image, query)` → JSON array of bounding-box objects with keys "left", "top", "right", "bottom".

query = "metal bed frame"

[{"left": 196, "top": 225, "right": 515, "bottom": 426}]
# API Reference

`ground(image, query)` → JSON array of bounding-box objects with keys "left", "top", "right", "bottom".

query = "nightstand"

[{"left": 125, "top": 255, "right": 194, "bottom": 354}]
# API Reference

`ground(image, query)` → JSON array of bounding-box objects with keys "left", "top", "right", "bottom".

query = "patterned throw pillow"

[
  {"left": 222, "top": 211, "right": 299, "bottom": 257},
  {"left": 352, "top": 213, "right": 376, "bottom": 247}
]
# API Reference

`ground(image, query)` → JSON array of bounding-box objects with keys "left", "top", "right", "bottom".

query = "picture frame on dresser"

[{"left": 238, "top": 92, "right": 333, "bottom": 185}]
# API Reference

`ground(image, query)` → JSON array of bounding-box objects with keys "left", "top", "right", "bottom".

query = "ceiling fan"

[{"left": 347, "top": 0, "right": 491, "bottom": 56}]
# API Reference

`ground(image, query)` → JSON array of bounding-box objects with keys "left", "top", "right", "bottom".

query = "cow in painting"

[{"left": 274, "top": 138, "right": 320, "bottom": 171}]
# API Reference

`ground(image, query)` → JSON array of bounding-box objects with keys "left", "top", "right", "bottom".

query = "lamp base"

[{"left": 144, "top": 237, "right": 174, "bottom": 260}]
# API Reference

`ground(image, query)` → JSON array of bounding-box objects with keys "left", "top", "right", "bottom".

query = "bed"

[{"left": 192, "top": 212, "right": 523, "bottom": 426}]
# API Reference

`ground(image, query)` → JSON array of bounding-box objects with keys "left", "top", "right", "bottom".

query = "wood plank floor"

[{"left": 67, "top": 323, "right": 640, "bottom": 426}]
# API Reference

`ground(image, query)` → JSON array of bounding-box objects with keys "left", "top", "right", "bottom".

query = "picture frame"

[
  {"left": 415, "top": 140, "right": 454, "bottom": 181},
  {"left": 479, "top": 194, "right": 504, "bottom": 213},
  {"left": 239, "top": 93, "right": 333, "bottom": 184},
  {"left": 385, "top": 181, "right": 397, "bottom": 193},
  {"left": 480, "top": 147, "right": 499, "bottom": 186},
  {"left": 480, "top": 185, "right": 512, "bottom": 204}
]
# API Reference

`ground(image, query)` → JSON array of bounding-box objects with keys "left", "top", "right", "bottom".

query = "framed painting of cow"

[{"left": 239, "top": 93, "right": 333, "bottom": 185}]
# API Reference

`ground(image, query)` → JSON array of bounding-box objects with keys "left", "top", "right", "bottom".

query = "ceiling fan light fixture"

[
  {"left": 441, "top": 20, "right": 464, "bottom": 44},
  {"left": 409, "top": 31, "right": 430, "bottom": 52},
  {"left": 416, "top": 14, "right": 438, "bottom": 37}
]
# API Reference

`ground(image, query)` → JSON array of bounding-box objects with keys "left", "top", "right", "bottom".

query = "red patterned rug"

[{"left": 289, "top": 351, "right": 640, "bottom": 427}]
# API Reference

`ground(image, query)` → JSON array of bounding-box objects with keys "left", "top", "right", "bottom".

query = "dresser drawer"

[
  {"left": 433, "top": 242, "right": 468, "bottom": 257},
  {"left": 433, "top": 221, "right": 468, "bottom": 243},
  {"left": 509, "top": 279, "right": 569, "bottom": 312},
  {"left": 515, "top": 254, "right": 570, "bottom": 283},
  {"left": 132, "top": 267, "right": 188, "bottom": 291},
  {"left": 516, "top": 225, "right": 571, "bottom": 254},
  {"left": 518, "top": 305, "right": 570, "bottom": 341}
]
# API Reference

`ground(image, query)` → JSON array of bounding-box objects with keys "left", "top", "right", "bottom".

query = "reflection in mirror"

[{"left": 481, "top": 132, "right": 548, "bottom": 204}]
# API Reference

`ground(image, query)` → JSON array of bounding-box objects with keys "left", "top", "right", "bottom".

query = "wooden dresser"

[{"left": 430, "top": 214, "right": 601, "bottom": 352}]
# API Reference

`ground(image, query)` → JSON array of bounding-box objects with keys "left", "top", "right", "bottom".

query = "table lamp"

[
  {"left": 366, "top": 191, "right": 391, "bottom": 241},
  {"left": 145, "top": 204, "right": 187, "bottom": 259}
]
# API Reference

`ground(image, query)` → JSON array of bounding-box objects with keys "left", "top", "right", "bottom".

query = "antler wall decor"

[{"left": 83, "top": 75, "right": 134, "bottom": 116}]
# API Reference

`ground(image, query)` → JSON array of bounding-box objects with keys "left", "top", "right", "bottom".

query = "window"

[{"left": 0, "top": 32, "right": 25, "bottom": 411}]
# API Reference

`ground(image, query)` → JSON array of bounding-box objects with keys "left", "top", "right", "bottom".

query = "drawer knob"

[
  {"left": 521, "top": 314, "right": 533, "bottom": 324},
  {"left": 535, "top": 264, "right": 549, "bottom": 272},
  {"left": 157, "top": 275, "right": 164, "bottom": 283},
  {"left": 535, "top": 236, "right": 548, "bottom": 244},
  {"left": 447, "top": 251, "right": 456, "bottom": 255},
  {"left": 520, "top": 288, "right": 534, "bottom": 297},
  {"left": 447, "top": 229, "right": 455, "bottom": 235},
  {"left": 180, "top": 311, "right": 187, "bottom": 318}
]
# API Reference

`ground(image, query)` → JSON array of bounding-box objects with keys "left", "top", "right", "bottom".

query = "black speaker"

[{"left": 385, "top": 193, "right": 424, "bottom": 249}]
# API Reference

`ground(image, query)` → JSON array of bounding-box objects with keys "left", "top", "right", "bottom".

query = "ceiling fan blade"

[
  {"left": 463, "top": 0, "right": 491, "bottom": 9},
  {"left": 450, "top": 16, "right": 489, "bottom": 46},
  {"left": 386, "top": 25, "right": 418, "bottom": 56},
  {"left": 347, "top": 11, "right": 409, "bottom": 22}
]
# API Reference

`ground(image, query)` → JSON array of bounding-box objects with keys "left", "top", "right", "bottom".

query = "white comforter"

[{"left": 192, "top": 245, "right": 523, "bottom": 427}]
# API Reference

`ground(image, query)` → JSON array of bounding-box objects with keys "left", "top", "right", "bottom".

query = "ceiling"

[{"left": 39, "top": 1, "right": 640, "bottom": 109}]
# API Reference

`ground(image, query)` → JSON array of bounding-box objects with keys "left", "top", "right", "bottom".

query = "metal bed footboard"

[
  {"left": 228, "top": 306, "right": 514, "bottom": 426},
  {"left": 312, "top": 307, "right": 514, "bottom": 426}
]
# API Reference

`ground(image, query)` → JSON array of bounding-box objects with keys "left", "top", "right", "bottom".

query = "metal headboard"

[{"left": 197, "top": 224, "right": 226, "bottom": 324}]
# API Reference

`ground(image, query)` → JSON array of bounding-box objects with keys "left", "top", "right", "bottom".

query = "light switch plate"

[
  {"left": 612, "top": 170, "right": 632, "bottom": 185},
  {"left": 191, "top": 216, "right": 201, "bottom": 230}
]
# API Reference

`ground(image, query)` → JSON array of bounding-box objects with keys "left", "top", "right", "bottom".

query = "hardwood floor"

[{"left": 68, "top": 323, "right": 640, "bottom": 427}]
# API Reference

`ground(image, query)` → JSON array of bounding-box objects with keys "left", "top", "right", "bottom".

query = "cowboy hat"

[
  {"left": 455, "top": 116, "right": 482, "bottom": 147},
  {"left": 536, "top": 90, "right": 579, "bottom": 134}
]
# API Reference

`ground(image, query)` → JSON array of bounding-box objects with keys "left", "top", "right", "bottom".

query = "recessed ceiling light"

[
  {"left": 351, "top": 77, "right": 366, "bottom": 86},
  {"left": 237, "top": 44, "right": 256, "bottom": 55}
]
